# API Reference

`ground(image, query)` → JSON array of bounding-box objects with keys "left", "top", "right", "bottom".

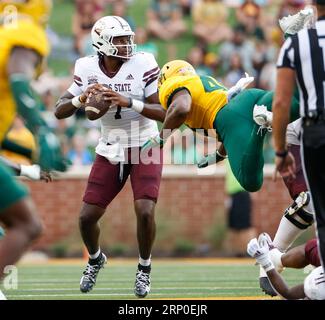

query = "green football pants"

[
  {"left": 0, "top": 161, "right": 28, "bottom": 212},
  {"left": 214, "top": 88, "right": 300, "bottom": 192}
]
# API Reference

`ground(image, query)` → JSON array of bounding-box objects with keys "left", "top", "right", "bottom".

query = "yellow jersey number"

[{"left": 200, "top": 76, "right": 227, "bottom": 93}]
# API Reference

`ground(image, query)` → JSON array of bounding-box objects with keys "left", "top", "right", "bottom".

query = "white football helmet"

[{"left": 91, "top": 16, "right": 136, "bottom": 59}]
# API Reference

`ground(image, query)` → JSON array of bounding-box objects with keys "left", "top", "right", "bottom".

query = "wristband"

[
  {"left": 262, "top": 261, "right": 275, "bottom": 273},
  {"left": 130, "top": 99, "right": 144, "bottom": 113},
  {"left": 275, "top": 150, "right": 288, "bottom": 158},
  {"left": 20, "top": 164, "right": 41, "bottom": 180},
  {"left": 216, "top": 150, "right": 228, "bottom": 159},
  {"left": 71, "top": 95, "right": 83, "bottom": 108}
]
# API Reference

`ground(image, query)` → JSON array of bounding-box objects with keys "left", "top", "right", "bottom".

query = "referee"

[{"left": 273, "top": 0, "right": 325, "bottom": 268}]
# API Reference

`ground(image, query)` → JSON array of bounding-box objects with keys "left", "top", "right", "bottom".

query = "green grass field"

[{"left": 1, "top": 258, "right": 307, "bottom": 300}]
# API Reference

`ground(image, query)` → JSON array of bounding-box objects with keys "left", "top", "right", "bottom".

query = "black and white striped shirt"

[{"left": 277, "top": 18, "right": 325, "bottom": 118}]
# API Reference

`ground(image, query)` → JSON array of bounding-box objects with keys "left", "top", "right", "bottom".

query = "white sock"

[
  {"left": 273, "top": 216, "right": 305, "bottom": 252},
  {"left": 89, "top": 248, "right": 101, "bottom": 260},
  {"left": 139, "top": 255, "right": 151, "bottom": 267},
  {"left": 0, "top": 290, "right": 6, "bottom": 300}
]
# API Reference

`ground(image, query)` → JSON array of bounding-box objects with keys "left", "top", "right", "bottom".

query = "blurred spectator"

[
  {"left": 252, "top": 39, "right": 278, "bottom": 88},
  {"left": 257, "top": 28, "right": 282, "bottom": 90},
  {"left": 56, "top": 119, "right": 76, "bottom": 146},
  {"left": 237, "top": 0, "right": 260, "bottom": 24},
  {"left": 223, "top": 53, "right": 246, "bottom": 87},
  {"left": 236, "top": 1, "right": 265, "bottom": 41},
  {"left": 79, "top": 0, "right": 136, "bottom": 57},
  {"left": 192, "top": 0, "right": 233, "bottom": 45},
  {"left": 223, "top": 160, "right": 256, "bottom": 257},
  {"left": 32, "top": 70, "right": 73, "bottom": 128},
  {"left": 112, "top": 0, "right": 136, "bottom": 31},
  {"left": 179, "top": 0, "right": 193, "bottom": 15},
  {"left": 147, "top": 0, "right": 187, "bottom": 41},
  {"left": 187, "top": 46, "right": 213, "bottom": 77},
  {"left": 258, "top": 61, "right": 276, "bottom": 91},
  {"left": 204, "top": 52, "right": 220, "bottom": 76},
  {"left": 67, "top": 134, "right": 94, "bottom": 167},
  {"left": 278, "top": 0, "right": 305, "bottom": 19},
  {"left": 219, "top": 24, "right": 255, "bottom": 75},
  {"left": 72, "top": 0, "right": 105, "bottom": 55},
  {"left": 0, "top": 117, "right": 36, "bottom": 165},
  {"left": 135, "top": 27, "right": 158, "bottom": 58}
]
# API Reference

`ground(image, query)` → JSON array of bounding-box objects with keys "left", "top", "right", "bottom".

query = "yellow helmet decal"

[{"left": 158, "top": 60, "right": 196, "bottom": 89}]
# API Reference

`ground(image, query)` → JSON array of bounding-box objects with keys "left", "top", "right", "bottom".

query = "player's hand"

[
  {"left": 236, "top": 72, "right": 254, "bottom": 89},
  {"left": 227, "top": 72, "right": 254, "bottom": 101},
  {"left": 80, "top": 84, "right": 105, "bottom": 103},
  {"left": 247, "top": 234, "right": 274, "bottom": 272},
  {"left": 20, "top": 164, "right": 52, "bottom": 182},
  {"left": 273, "top": 152, "right": 296, "bottom": 182},
  {"left": 38, "top": 127, "right": 70, "bottom": 172},
  {"left": 141, "top": 134, "right": 165, "bottom": 152},
  {"left": 40, "top": 170, "right": 52, "bottom": 183},
  {"left": 101, "top": 89, "right": 130, "bottom": 108},
  {"left": 197, "top": 150, "right": 227, "bottom": 168}
]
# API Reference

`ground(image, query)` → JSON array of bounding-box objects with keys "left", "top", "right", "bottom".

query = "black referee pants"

[{"left": 302, "top": 121, "right": 325, "bottom": 268}]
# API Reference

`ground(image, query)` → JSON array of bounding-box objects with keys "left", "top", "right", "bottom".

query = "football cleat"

[
  {"left": 258, "top": 234, "right": 284, "bottom": 297},
  {"left": 259, "top": 276, "right": 278, "bottom": 297},
  {"left": 80, "top": 253, "right": 107, "bottom": 293},
  {"left": 279, "top": 6, "right": 315, "bottom": 35},
  {"left": 253, "top": 104, "right": 273, "bottom": 133},
  {"left": 134, "top": 269, "right": 151, "bottom": 298}
]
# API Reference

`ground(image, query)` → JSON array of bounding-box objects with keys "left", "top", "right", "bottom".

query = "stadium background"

[{"left": 6, "top": 0, "right": 315, "bottom": 258}]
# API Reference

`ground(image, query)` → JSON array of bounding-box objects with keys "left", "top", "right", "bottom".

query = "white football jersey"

[
  {"left": 304, "top": 266, "right": 325, "bottom": 300},
  {"left": 286, "top": 119, "right": 301, "bottom": 146},
  {"left": 67, "top": 52, "right": 160, "bottom": 150}
]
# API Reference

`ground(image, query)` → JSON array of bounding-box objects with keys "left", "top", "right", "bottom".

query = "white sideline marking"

[
  {"left": 6, "top": 292, "right": 258, "bottom": 298},
  {"left": 4, "top": 286, "right": 257, "bottom": 292}
]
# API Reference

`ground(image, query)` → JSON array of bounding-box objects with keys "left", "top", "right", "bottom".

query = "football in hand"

[{"left": 85, "top": 92, "right": 111, "bottom": 120}]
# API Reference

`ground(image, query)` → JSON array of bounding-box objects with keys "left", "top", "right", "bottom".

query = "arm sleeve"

[
  {"left": 277, "top": 37, "right": 295, "bottom": 69},
  {"left": 142, "top": 53, "right": 160, "bottom": 98},
  {"left": 67, "top": 59, "right": 84, "bottom": 96},
  {"left": 9, "top": 73, "right": 47, "bottom": 134}
]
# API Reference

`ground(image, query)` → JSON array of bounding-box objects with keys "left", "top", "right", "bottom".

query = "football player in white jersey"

[
  {"left": 258, "top": 119, "right": 315, "bottom": 296},
  {"left": 248, "top": 233, "right": 325, "bottom": 300},
  {"left": 55, "top": 16, "right": 166, "bottom": 298}
]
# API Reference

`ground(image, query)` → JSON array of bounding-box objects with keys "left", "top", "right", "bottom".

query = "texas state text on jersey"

[{"left": 158, "top": 75, "right": 228, "bottom": 130}]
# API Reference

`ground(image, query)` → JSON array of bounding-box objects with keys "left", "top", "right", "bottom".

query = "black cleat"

[
  {"left": 80, "top": 253, "right": 107, "bottom": 293},
  {"left": 259, "top": 277, "right": 278, "bottom": 297},
  {"left": 134, "top": 266, "right": 151, "bottom": 298}
]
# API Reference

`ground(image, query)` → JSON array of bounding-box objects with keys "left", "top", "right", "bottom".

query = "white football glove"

[
  {"left": 197, "top": 150, "right": 228, "bottom": 168},
  {"left": 20, "top": 164, "right": 41, "bottom": 180},
  {"left": 227, "top": 72, "right": 254, "bottom": 101},
  {"left": 247, "top": 234, "right": 274, "bottom": 272}
]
